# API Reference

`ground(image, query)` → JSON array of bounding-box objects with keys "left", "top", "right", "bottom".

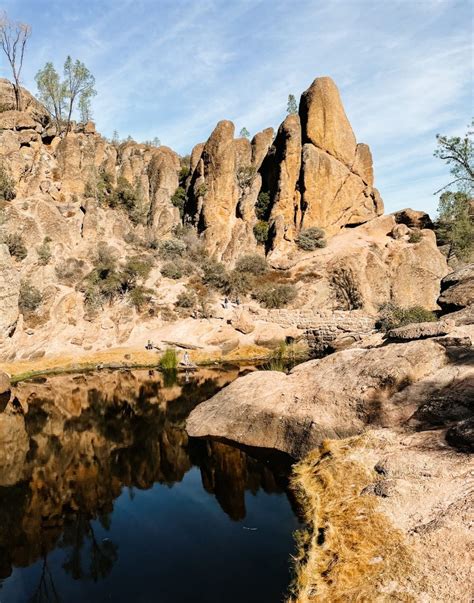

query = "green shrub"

[
  {"left": 159, "top": 238, "right": 187, "bottom": 260},
  {"left": 36, "top": 237, "right": 52, "bottom": 265},
  {"left": 255, "top": 191, "right": 271, "bottom": 220},
  {"left": 171, "top": 186, "right": 187, "bottom": 217},
  {"left": 85, "top": 168, "right": 114, "bottom": 203},
  {"left": 253, "top": 283, "right": 297, "bottom": 308},
  {"left": 5, "top": 233, "right": 27, "bottom": 260},
  {"left": 175, "top": 290, "right": 196, "bottom": 308},
  {"left": 0, "top": 163, "right": 15, "bottom": 201},
  {"left": 253, "top": 220, "right": 270, "bottom": 244},
  {"left": 128, "top": 285, "right": 153, "bottom": 310},
  {"left": 296, "top": 227, "right": 327, "bottom": 251},
  {"left": 408, "top": 228, "right": 423, "bottom": 243},
  {"left": 109, "top": 176, "right": 145, "bottom": 225},
  {"left": 121, "top": 256, "right": 153, "bottom": 288},
  {"left": 159, "top": 348, "right": 178, "bottom": 370},
  {"left": 196, "top": 183, "right": 207, "bottom": 197},
  {"left": 179, "top": 155, "right": 191, "bottom": 182},
  {"left": 435, "top": 191, "right": 473, "bottom": 260},
  {"left": 235, "top": 253, "right": 267, "bottom": 276},
  {"left": 173, "top": 226, "right": 208, "bottom": 264},
  {"left": 161, "top": 262, "right": 183, "bottom": 280},
  {"left": 377, "top": 304, "right": 437, "bottom": 332},
  {"left": 201, "top": 260, "right": 229, "bottom": 291},
  {"left": 226, "top": 270, "right": 252, "bottom": 296},
  {"left": 19, "top": 280, "right": 42, "bottom": 314}
]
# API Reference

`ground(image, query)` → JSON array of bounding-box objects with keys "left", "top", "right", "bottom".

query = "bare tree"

[{"left": 0, "top": 11, "right": 31, "bottom": 111}]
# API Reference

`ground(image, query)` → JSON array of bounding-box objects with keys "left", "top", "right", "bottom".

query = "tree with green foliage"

[
  {"left": 255, "top": 191, "right": 270, "bottom": 219},
  {"left": 0, "top": 12, "right": 31, "bottom": 111},
  {"left": 171, "top": 186, "right": 187, "bottom": 217},
  {"left": 239, "top": 127, "right": 250, "bottom": 139},
  {"left": 63, "top": 55, "right": 96, "bottom": 133},
  {"left": 434, "top": 121, "right": 473, "bottom": 260},
  {"left": 287, "top": 94, "right": 298, "bottom": 115},
  {"left": 35, "top": 56, "right": 96, "bottom": 136},
  {"left": 253, "top": 220, "right": 269, "bottom": 244},
  {"left": 436, "top": 191, "right": 473, "bottom": 259},
  {"left": 434, "top": 121, "right": 473, "bottom": 195}
]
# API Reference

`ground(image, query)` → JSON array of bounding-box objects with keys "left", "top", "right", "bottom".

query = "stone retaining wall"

[{"left": 253, "top": 308, "right": 376, "bottom": 355}]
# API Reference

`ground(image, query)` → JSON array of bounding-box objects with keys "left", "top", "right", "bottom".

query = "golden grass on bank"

[{"left": 288, "top": 434, "right": 415, "bottom": 603}]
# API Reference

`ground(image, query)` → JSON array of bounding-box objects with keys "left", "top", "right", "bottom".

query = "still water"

[{"left": 0, "top": 367, "right": 301, "bottom": 602}]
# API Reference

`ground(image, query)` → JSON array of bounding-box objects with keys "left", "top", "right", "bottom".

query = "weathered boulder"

[
  {"left": 0, "top": 245, "right": 20, "bottom": 338},
  {"left": 251, "top": 127, "right": 274, "bottom": 169},
  {"left": 230, "top": 309, "right": 255, "bottom": 334},
  {"left": 187, "top": 339, "right": 448, "bottom": 458},
  {"left": 267, "top": 114, "right": 302, "bottom": 255},
  {"left": 438, "top": 264, "right": 474, "bottom": 311},
  {"left": 147, "top": 146, "right": 181, "bottom": 236},
  {"left": 299, "top": 143, "right": 382, "bottom": 236},
  {"left": 393, "top": 208, "right": 433, "bottom": 230},
  {"left": 442, "top": 304, "right": 474, "bottom": 326},
  {"left": 299, "top": 76, "right": 356, "bottom": 167},
  {"left": 391, "top": 223, "right": 410, "bottom": 239},
  {"left": 0, "top": 78, "right": 50, "bottom": 125},
  {"left": 387, "top": 320, "right": 453, "bottom": 341}
]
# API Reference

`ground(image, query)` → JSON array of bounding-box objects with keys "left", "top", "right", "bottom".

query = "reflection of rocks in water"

[
  {"left": 0, "top": 412, "right": 29, "bottom": 486},
  {"left": 191, "top": 440, "right": 287, "bottom": 521},
  {"left": 0, "top": 367, "right": 292, "bottom": 579}
]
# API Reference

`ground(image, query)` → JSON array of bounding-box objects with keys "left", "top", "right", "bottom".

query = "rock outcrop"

[
  {"left": 0, "top": 245, "right": 20, "bottom": 338},
  {"left": 187, "top": 338, "right": 452, "bottom": 458},
  {"left": 183, "top": 76, "right": 383, "bottom": 261},
  {"left": 438, "top": 264, "right": 474, "bottom": 311},
  {"left": 0, "top": 75, "right": 451, "bottom": 364}
]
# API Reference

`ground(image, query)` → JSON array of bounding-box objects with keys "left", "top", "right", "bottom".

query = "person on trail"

[
  {"left": 183, "top": 351, "right": 190, "bottom": 366},
  {"left": 223, "top": 297, "right": 229, "bottom": 309}
]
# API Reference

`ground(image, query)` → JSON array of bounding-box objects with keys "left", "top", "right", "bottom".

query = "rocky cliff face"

[
  {"left": 0, "top": 75, "right": 449, "bottom": 361},
  {"left": 184, "top": 76, "right": 383, "bottom": 262}
]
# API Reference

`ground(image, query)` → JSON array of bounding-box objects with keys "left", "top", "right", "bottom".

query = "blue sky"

[{"left": 1, "top": 0, "right": 472, "bottom": 216}]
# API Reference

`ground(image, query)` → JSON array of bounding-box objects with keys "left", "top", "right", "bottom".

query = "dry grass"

[{"left": 288, "top": 434, "right": 415, "bottom": 602}]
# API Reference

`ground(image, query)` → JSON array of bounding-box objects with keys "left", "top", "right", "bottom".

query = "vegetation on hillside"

[
  {"left": 377, "top": 303, "right": 437, "bottom": 332},
  {"left": 0, "top": 163, "right": 16, "bottom": 201},
  {"left": 434, "top": 121, "right": 473, "bottom": 261}
]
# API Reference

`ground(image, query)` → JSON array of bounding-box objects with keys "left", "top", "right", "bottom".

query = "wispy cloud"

[{"left": 2, "top": 0, "right": 472, "bottom": 216}]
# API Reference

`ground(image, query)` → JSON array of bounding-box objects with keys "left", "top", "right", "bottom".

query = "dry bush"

[
  {"left": 330, "top": 266, "right": 363, "bottom": 310},
  {"left": 55, "top": 257, "right": 87, "bottom": 285}
]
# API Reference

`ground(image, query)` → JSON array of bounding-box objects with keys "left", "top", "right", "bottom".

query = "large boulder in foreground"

[{"left": 187, "top": 339, "right": 449, "bottom": 458}]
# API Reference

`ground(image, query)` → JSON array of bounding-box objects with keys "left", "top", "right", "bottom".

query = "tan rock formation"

[
  {"left": 0, "top": 371, "right": 10, "bottom": 395},
  {"left": 438, "top": 264, "right": 474, "bottom": 311},
  {"left": 268, "top": 114, "right": 302, "bottom": 257},
  {"left": 0, "top": 245, "right": 20, "bottom": 338},
  {"left": 187, "top": 338, "right": 449, "bottom": 458},
  {"left": 147, "top": 146, "right": 181, "bottom": 236},
  {"left": 300, "top": 76, "right": 357, "bottom": 166}
]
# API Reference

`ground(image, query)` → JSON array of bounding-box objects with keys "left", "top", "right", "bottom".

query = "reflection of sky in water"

[{"left": 0, "top": 369, "right": 301, "bottom": 603}]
